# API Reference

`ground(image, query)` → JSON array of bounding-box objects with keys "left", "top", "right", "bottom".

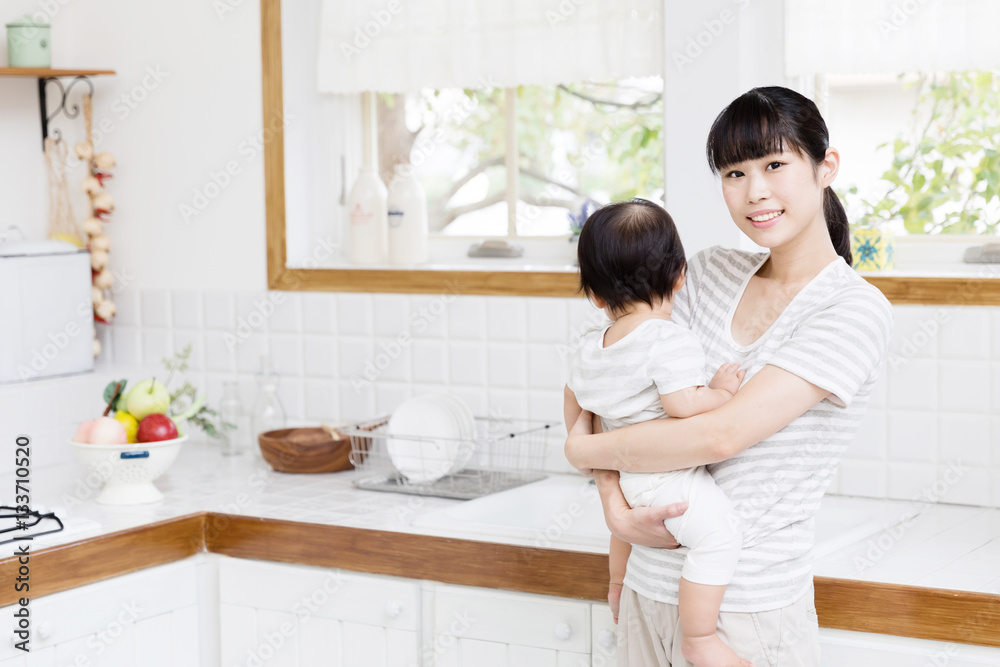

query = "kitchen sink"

[{"left": 412, "top": 474, "right": 908, "bottom": 557}]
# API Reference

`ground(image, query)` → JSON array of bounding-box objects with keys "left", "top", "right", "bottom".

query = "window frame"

[{"left": 262, "top": 0, "right": 1000, "bottom": 303}]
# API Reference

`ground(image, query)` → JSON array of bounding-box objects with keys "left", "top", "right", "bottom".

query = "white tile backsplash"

[
  {"left": 448, "top": 342, "right": 486, "bottom": 386},
  {"left": 336, "top": 294, "right": 373, "bottom": 336},
  {"left": 448, "top": 297, "right": 486, "bottom": 340},
  {"left": 887, "top": 411, "right": 938, "bottom": 464},
  {"left": 487, "top": 297, "right": 528, "bottom": 341},
  {"left": 939, "top": 361, "right": 990, "bottom": 413},
  {"left": 204, "top": 292, "right": 236, "bottom": 331},
  {"left": 939, "top": 414, "right": 990, "bottom": 467},
  {"left": 410, "top": 294, "right": 449, "bottom": 338},
  {"left": 172, "top": 291, "right": 204, "bottom": 330},
  {"left": 6, "top": 293, "right": 998, "bottom": 507},
  {"left": 487, "top": 344, "right": 528, "bottom": 388},
  {"left": 411, "top": 340, "right": 448, "bottom": 384},
  {"left": 142, "top": 290, "right": 172, "bottom": 328},
  {"left": 115, "top": 290, "right": 141, "bottom": 327},
  {"left": 142, "top": 330, "right": 172, "bottom": 368},
  {"left": 301, "top": 293, "right": 337, "bottom": 335},
  {"left": 887, "top": 358, "right": 937, "bottom": 411},
  {"left": 303, "top": 379, "right": 337, "bottom": 421},
  {"left": 938, "top": 307, "right": 990, "bottom": 359},
  {"left": 268, "top": 294, "right": 302, "bottom": 334},
  {"left": 527, "top": 298, "right": 569, "bottom": 342},
  {"left": 372, "top": 294, "right": 411, "bottom": 337},
  {"left": 302, "top": 337, "right": 336, "bottom": 379},
  {"left": 112, "top": 326, "right": 141, "bottom": 367}
]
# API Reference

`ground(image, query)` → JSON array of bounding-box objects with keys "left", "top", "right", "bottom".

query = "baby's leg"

[
  {"left": 678, "top": 579, "right": 752, "bottom": 667},
  {"left": 653, "top": 468, "right": 751, "bottom": 667}
]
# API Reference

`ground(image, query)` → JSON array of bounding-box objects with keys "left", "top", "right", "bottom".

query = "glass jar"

[
  {"left": 250, "top": 354, "right": 286, "bottom": 457},
  {"left": 218, "top": 381, "right": 247, "bottom": 456}
]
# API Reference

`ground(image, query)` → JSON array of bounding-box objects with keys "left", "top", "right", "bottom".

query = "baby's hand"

[
  {"left": 709, "top": 362, "right": 746, "bottom": 396},
  {"left": 608, "top": 582, "right": 623, "bottom": 624}
]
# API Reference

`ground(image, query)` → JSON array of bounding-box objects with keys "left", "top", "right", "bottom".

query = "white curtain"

[
  {"left": 785, "top": 0, "right": 1000, "bottom": 76},
  {"left": 317, "top": 0, "right": 663, "bottom": 93}
]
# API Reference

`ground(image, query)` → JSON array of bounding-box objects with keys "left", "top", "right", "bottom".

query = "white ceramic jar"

[
  {"left": 386, "top": 165, "right": 429, "bottom": 264},
  {"left": 347, "top": 166, "right": 388, "bottom": 264}
]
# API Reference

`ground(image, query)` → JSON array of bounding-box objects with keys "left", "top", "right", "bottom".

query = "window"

[
  {"left": 824, "top": 71, "right": 1000, "bottom": 238},
  {"left": 375, "top": 78, "right": 664, "bottom": 242}
]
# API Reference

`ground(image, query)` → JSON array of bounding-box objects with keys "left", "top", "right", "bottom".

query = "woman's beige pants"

[{"left": 617, "top": 582, "right": 821, "bottom": 666}]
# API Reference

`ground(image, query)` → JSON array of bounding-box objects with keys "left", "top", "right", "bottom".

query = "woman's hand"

[
  {"left": 592, "top": 470, "right": 685, "bottom": 548},
  {"left": 607, "top": 500, "right": 686, "bottom": 548}
]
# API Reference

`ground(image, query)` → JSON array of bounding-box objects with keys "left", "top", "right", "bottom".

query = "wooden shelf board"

[{"left": 0, "top": 67, "right": 115, "bottom": 77}]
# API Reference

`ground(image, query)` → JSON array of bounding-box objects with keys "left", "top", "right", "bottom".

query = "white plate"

[
  {"left": 430, "top": 394, "right": 476, "bottom": 474},
  {"left": 387, "top": 395, "right": 467, "bottom": 483}
]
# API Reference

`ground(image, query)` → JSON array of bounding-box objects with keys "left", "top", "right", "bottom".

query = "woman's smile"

[{"left": 747, "top": 209, "right": 784, "bottom": 229}]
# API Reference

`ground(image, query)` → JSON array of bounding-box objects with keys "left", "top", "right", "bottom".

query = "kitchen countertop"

[
  {"left": 3, "top": 443, "right": 1000, "bottom": 648},
  {"left": 7, "top": 443, "right": 1000, "bottom": 595}
]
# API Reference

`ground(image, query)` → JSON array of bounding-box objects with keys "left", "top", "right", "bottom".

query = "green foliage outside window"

[{"left": 843, "top": 71, "right": 1000, "bottom": 234}]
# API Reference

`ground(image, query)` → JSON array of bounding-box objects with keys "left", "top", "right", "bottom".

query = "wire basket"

[{"left": 341, "top": 416, "right": 555, "bottom": 500}]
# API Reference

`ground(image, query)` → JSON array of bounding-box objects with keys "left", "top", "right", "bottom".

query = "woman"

[{"left": 564, "top": 86, "right": 893, "bottom": 666}]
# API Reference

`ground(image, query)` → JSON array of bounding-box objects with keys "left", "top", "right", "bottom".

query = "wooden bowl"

[{"left": 258, "top": 427, "right": 353, "bottom": 473}]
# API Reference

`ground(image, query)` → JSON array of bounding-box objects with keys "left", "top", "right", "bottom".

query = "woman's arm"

[{"left": 566, "top": 364, "right": 831, "bottom": 473}]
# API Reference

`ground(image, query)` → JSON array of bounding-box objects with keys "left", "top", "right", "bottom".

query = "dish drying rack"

[{"left": 341, "top": 416, "right": 555, "bottom": 500}]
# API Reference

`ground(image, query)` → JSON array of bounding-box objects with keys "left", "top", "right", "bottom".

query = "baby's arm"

[
  {"left": 659, "top": 363, "right": 745, "bottom": 419},
  {"left": 608, "top": 535, "right": 631, "bottom": 623},
  {"left": 564, "top": 384, "right": 584, "bottom": 432}
]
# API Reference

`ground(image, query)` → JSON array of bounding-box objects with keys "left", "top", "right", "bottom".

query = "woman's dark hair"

[
  {"left": 577, "top": 198, "right": 687, "bottom": 314},
  {"left": 705, "top": 86, "right": 852, "bottom": 266}
]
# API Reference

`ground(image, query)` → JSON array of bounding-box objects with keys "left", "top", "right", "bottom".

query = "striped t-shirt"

[
  {"left": 567, "top": 319, "right": 707, "bottom": 432},
  {"left": 625, "top": 246, "right": 893, "bottom": 612}
]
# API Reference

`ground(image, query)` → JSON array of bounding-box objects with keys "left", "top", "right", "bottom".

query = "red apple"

[{"left": 136, "top": 413, "right": 178, "bottom": 443}]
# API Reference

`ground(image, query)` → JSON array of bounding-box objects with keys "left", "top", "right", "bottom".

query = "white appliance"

[{"left": 0, "top": 239, "right": 94, "bottom": 383}]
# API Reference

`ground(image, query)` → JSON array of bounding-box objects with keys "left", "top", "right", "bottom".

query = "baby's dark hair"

[{"left": 577, "top": 198, "right": 686, "bottom": 314}]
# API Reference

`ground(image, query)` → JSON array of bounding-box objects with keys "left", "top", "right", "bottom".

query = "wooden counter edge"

[
  {"left": 0, "top": 513, "right": 205, "bottom": 606},
  {"left": 4, "top": 512, "right": 999, "bottom": 649}
]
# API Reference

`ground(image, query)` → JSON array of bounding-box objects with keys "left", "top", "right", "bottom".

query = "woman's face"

[{"left": 719, "top": 146, "right": 837, "bottom": 249}]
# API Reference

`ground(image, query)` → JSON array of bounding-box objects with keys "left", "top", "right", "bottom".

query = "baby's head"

[{"left": 577, "top": 198, "right": 687, "bottom": 317}]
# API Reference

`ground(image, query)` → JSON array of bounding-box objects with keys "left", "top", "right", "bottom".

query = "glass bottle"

[
  {"left": 218, "top": 381, "right": 247, "bottom": 456},
  {"left": 250, "top": 354, "right": 286, "bottom": 455}
]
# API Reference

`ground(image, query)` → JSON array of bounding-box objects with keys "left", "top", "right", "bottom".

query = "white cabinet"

[
  {"left": 430, "top": 584, "right": 591, "bottom": 667},
  {"left": 590, "top": 604, "right": 617, "bottom": 666},
  {"left": 218, "top": 556, "right": 420, "bottom": 667},
  {"left": 820, "top": 628, "right": 1000, "bottom": 667},
  {"left": 0, "top": 558, "right": 201, "bottom": 667}
]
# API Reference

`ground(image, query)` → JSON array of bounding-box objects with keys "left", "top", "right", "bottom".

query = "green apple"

[{"left": 126, "top": 379, "right": 171, "bottom": 420}]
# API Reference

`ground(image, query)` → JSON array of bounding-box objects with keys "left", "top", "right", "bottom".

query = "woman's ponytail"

[{"left": 823, "top": 187, "right": 852, "bottom": 267}]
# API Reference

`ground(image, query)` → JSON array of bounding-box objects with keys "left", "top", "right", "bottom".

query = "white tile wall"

[{"left": 2, "top": 295, "right": 999, "bottom": 505}]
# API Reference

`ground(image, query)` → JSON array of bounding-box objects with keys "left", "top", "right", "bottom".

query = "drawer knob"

[
  {"left": 385, "top": 600, "right": 403, "bottom": 619},
  {"left": 554, "top": 622, "right": 572, "bottom": 641},
  {"left": 38, "top": 622, "right": 53, "bottom": 640},
  {"left": 598, "top": 629, "right": 616, "bottom": 650}
]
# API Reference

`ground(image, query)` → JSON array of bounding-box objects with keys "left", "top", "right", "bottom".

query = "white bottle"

[
  {"left": 386, "top": 165, "right": 429, "bottom": 264},
  {"left": 347, "top": 166, "right": 388, "bottom": 264}
]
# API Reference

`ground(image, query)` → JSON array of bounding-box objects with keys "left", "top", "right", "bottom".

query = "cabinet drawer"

[
  {"left": 591, "top": 603, "right": 618, "bottom": 665},
  {"left": 0, "top": 558, "right": 197, "bottom": 659},
  {"left": 219, "top": 557, "right": 420, "bottom": 631},
  {"left": 433, "top": 585, "right": 590, "bottom": 654}
]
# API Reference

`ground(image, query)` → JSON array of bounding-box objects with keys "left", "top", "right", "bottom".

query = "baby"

[{"left": 564, "top": 198, "right": 752, "bottom": 667}]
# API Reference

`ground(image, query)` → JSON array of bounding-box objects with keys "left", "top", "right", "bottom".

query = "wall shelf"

[{"left": 0, "top": 68, "right": 115, "bottom": 149}]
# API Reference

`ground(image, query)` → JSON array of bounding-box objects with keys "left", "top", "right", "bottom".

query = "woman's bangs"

[{"left": 706, "top": 94, "right": 790, "bottom": 174}]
